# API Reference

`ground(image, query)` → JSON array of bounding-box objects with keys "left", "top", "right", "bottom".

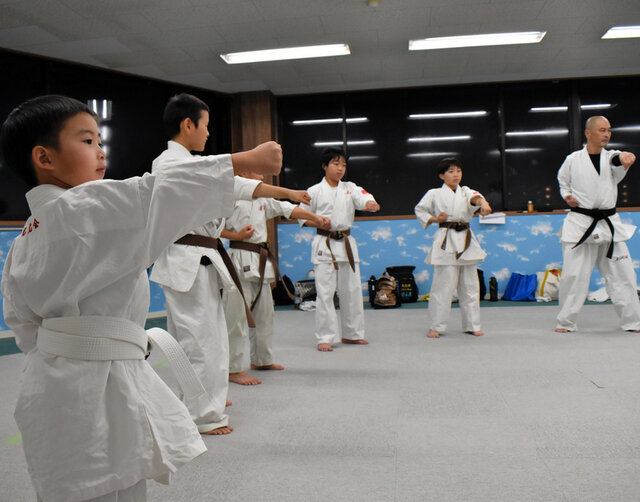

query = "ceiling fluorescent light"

[
  {"left": 313, "top": 140, "right": 375, "bottom": 147},
  {"left": 409, "top": 31, "right": 546, "bottom": 51},
  {"left": 506, "top": 129, "right": 568, "bottom": 136},
  {"left": 407, "top": 152, "right": 459, "bottom": 158},
  {"left": 409, "top": 111, "right": 487, "bottom": 119},
  {"left": 292, "top": 117, "right": 368, "bottom": 125},
  {"left": 580, "top": 103, "right": 613, "bottom": 110},
  {"left": 529, "top": 106, "right": 568, "bottom": 113},
  {"left": 408, "top": 135, "right": 471, "bottom": 142},
  {"left": 221, "top": 43, "right": 350, "bottom": 64},
  {"left": 602, "top": 25, "right": 640, "bottom": 39},
  {"left": 504, "top": 147, "right": 542, "bottom": 153},
  {"left": 612, "top": 126, "right": 640, "bottom": 132}
]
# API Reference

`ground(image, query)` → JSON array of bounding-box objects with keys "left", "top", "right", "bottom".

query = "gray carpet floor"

[{"left": 2, "top": 303, "right": 640, "bottom": 501}]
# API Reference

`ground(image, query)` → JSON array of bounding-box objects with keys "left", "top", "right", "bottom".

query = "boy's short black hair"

[
  {"left": 320, "top": 147, "right": 347, "bottom": 168},
  {"left": 437, "top": 157, "right": 463, "bottom": 175},
  {"left": 163, "top": 93, "right": 210, "bottom": 139},
  {"left": 0, "top": 95, "right": 97, "bottom": 188}
]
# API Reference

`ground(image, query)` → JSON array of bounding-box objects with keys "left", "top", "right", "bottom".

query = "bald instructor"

[{"left": 555, "top": 115, "right": 640, "bottom": 333}]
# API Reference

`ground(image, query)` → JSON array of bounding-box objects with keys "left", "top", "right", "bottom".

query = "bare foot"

[
  {"left": 555, "top": 328, "right": 569, "bottom": 333},
  {"left": 251, "top": 363, "right": 284, "bottom": 371},
  {"left": 229, "top": 371, "right": 261, "bottom": 385},
  {"left": 341, "top": 338, "right": 368, "bottom": 344},
  {"left": 317, "top": 343, "right": 333, "bottom": 352},
  {"left": 226, "top": 400, "right": 232, "bottom": 407},
  {"left": 427, "top": 330, "right": 440, "bottom": 338},
  {"left": 202, "top": 425, "right": 233, "bottom": 435},
  {"left": 465, "top": 331, "right": 484, "bottom": 336}
]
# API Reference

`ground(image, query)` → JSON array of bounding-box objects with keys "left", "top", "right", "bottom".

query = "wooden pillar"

[{"left": 230, "top": 91, "right": 280, "bottom": 263}]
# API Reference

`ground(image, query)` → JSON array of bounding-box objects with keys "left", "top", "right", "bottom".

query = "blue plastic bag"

[{"left": 502, "top": 273, "right": 537, "bottom": 301}]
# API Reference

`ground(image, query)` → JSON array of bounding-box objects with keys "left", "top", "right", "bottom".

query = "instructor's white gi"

[
  {"left": 299, "top": 178, "right": 375, "bottom": 345},
  {"left": 1, "top": 153, "right": 235, "bottom": 502},
  {"left": 415, "top": 184, "right": 486, "bottom": 333},
  {"left": 149, "top": 141, "right": 259, "bottom": 432},
  {"left": 556, "top": 147, "right": 640, "bottom": 331},
  {"left": 224, "top": 197, "right": 295, "bottom": 371}
]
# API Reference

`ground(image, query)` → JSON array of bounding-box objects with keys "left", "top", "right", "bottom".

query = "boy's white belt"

[{"left": 36, "top": 316, "right": 205, "bottom": 400}]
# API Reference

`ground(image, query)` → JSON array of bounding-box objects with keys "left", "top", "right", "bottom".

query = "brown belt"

[
  {"left": 175, "top": 234, "right": 255, "bottom": 328},
  {"left": 228, "top": 240, "right": 297, "bottom": 310},
  {"left": 316, "top": 229, "right": 355, "bottom": 272},
  {"left": 438, "top": 222, "right": 471, "bottom": 259}
]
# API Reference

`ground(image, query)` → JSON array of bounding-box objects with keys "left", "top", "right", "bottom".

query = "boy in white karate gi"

[
  {"left": 298, "top": 147, "right": 380, "bottom": 352},
  {"left": 223, "top": 173, "right": 331, "bottom": 384},
  {"left": 555, "top": 115, "right": 640, "bottom": 333},
  {"left": 151, "top": 94, "right": 315, "bottom": 420},
  {"left": 0, "top": 95, "right": 281, "bottom": 501},
  {"left": 415, "top": 157, "right": 491, "bottom": 338}
]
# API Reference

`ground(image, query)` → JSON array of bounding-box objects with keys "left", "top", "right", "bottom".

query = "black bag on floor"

[
  {"left": 489, "top": 277, "right": 498, "bottom": 302},
  {"left": 385, "top": 266, "right": 418, "bottom": 303},
  {"left": 478, "top": 268, "right": 487, "bottom": 300},
  {"left": 272, "top": 274, "right": 296, "bottom": 305}
]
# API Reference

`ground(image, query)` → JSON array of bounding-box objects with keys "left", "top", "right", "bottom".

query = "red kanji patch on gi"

[{"left": 361, "top": 189, "right": 369, "bottom": 194}]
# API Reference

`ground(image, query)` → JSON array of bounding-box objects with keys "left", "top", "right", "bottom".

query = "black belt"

[{"left": 570, "top": 207, "right": 616, "bottom": 258}]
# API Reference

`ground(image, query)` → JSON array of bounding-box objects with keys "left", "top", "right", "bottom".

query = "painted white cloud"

[
  {"left": 492, "top": 267, "right": 511, "bottom": 281},
  {"left": 401, "top": 250, "right": 410, "bottom": 256},
  {"left": 282, "top": 261, "right": 294, "bottom": 268},
  {"left": 417, "top": 245, "right": 430, "bottom": 254},
  {"left": 294, "top": 230, "right": 314, "bottom": 243},
  {"left": 633, "top": 260, "right": 640, "bottom": 270},
  {"left": 546, "top": 262, "right": 561, "bottom": 270},
  {"left": 414, "top": 269, "right": 430, "bottom": 283},
  {"left": 476, "top": 233, "right": 485, "bottom": 244},
  {"left": 597, "top": 277, "right": 606, "bottom": 286},
  {"left": 280, "top": 244, "right": 290, "bottom": 249},
  {"left": 516, "top": 237, "right": 526, "bottom": 242},
  {"left": 361, "top": 260, "right": 370, "bottom": 266},
  {"left": 397, "top": 236, "right": 406, "bottom": 247},
  {"left": 371, "top": 227, "right": 393, "bottom": 241},
  {"left": 505, "top": 231, "right": 515, "bottom": 236},
  {"left": 497, "top": 242, "right": 517, "bottom": 252},
  {"left": 406, "top": 228, "right": 418, "bottom": 235},
  {"left": 530, "top": 248, "right": 540, "bottom": 254},
  {"left": 370, "top": 253, "right": 381, "bottom": 259},
  {"left": 293, "top": 256, "right": 302, "bottom": 261},
  {"left": 530, "top": 221, "right": 553, "bottom": 236},
  {"left": 518, "top": 255, "right": 530, "bottom": 262}
]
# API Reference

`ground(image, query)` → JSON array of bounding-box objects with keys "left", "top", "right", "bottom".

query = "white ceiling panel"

[{"left": 0, "top": 0, "right": 639, "bottom": 95}]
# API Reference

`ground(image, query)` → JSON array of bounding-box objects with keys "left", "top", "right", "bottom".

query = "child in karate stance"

[
  {"left": 415, "top": 157, "right": 492, "bottom": 338},
  {"left": 223, "top": 173, "right": 331, "bottom": 385},
  {"left": 0, "top": 95, "right": 281, "bottom": 501},
  {"left": 298, "top": 147, "right": 380, "bottom": 352},
  {"left": 151, "top": 93, "right": 315, "bottom": 422}
]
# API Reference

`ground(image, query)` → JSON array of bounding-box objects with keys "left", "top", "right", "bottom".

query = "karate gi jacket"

[
  {"left": 226, "top": 197, "right": 296, "bottom": 282},
  {"left": 415, "top": 184, "right": 487, "bottom": 265},
  {"left": 558, "top": 147, "right": 636, "bottom": 244},
  {"left": 1, "top": 153, "right": 235, "bottom": 502},
  {"left": 299, "top": 178, "right": 375, "bottom": 265},
  {"left": 149, "top": 141, "right": 260, "bottom": 292}
]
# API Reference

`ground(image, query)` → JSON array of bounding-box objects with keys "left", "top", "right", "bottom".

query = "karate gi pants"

[
  {"left": 314, "top": 261, "right": 365, "bottom": 345},
  {"left": 38, "top": 479, "right": 146, "bottom": 502},
  {"left": 556, "top": 241, "right": 640, "bottom": 331},
  {"left": 225, "top": 277, "right": 275, "bottom": 371},
  {"left": 163, "top": 264, "right": 229, "bottom": 432},
  {"left": 429, "top": 264, "right": 481, "bottom": 333}
]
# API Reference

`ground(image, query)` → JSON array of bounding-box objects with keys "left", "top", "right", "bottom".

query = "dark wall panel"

[{"left": 0, "top": 49, "right": 231, "bottom": 220}]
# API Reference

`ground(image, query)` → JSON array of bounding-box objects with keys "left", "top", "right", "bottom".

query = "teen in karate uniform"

[
  {"left": 224, "top": 173, "right": 330, "bottom": 383},
  {"left": 555, "top": 115, "right": 640, "bottom": 333},
  {"left": 298, "top": 147, "right": 380, "bottom": 352},
  {"left": 0, "top": 95, "right": 281, "bottom": 502},
  {"left": 415, "top": 157, "right": 491, "bottom": 339}
]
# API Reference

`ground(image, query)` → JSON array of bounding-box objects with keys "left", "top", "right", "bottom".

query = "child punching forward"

[
  {"left": 414, "top": 157, "right": 491, "bottom": 339},
  {"left": 0, "top": 95, "right": 281, "bottom": 501}
]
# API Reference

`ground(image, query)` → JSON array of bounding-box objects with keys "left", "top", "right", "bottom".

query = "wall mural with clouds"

[{"left": 2, "top": 210, "right": 640, "bottom": 330}]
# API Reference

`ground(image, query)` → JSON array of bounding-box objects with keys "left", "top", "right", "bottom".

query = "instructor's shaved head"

[{"left": 585, "top": 115, "right": 608, "bottom": 130}]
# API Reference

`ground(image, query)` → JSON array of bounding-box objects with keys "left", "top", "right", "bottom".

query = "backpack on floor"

[
  {"left": 385, "top": 265, "right": 418, "bottom": 303},
  {"left": 272, "top": 274, "right": 296, "bottom": 305},
  {"left": 372, "top": 274, "right": 401, "bottom": 309},
  {"left": 535, "top": 269, "right": 561, "bottom": 302}
]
